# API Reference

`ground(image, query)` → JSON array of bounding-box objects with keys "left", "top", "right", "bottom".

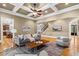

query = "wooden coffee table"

[
  {"left": 25, "top": 40, "right": 49, "bottom": 54},
  {"left": 26, "top": 40, "right": 48, "bottom": 48}
]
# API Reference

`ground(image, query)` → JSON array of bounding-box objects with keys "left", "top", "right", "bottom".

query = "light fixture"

[
  {"left": 45, "top": 11, "right": 48, "bottom": 13},
  {"left": 33, "top": 12, "right": 37, "bottom": 16},
  {"left": 30, "top": 3, "right": 42, "bottom": 16},
  {"left": 65, "top": 3, "right": 69, "bottom": 5},
  {"left": 2, "top": 4, "right": 6, "bottom": 7}
]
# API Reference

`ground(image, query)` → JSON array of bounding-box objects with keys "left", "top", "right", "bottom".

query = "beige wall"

[
  {"left": 14, "top": 16, "right": 36, "bottom": 35},
  {"left": 0, "top": 13, "right": 37, "bottom": 35},
  {"left": 42, "top": 19, "right": 73, "bottom": 37}
]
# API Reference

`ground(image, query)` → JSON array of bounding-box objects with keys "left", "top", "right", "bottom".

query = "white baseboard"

[
  {"left": 41, "top": 35, "right": 57, "bottom": 38},
  {"left": 41, "top": 35, "right": 68, "bottom": 38}
]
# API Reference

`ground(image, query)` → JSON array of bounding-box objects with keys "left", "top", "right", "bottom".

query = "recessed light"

[
  {"left": 2, "top": 4, "right": 6, "bottom": 7},
  {"left": 65, "top": 3, "right": 69, "bottom": 5},
  {"left": 45, "top": 11, "right": 48, "bottom": 13}
]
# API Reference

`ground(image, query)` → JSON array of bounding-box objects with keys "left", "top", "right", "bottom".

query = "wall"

[
  {"left": 42, "top": 19, "right": 73, "bottom": 37},
  {"left": 0, "top": 13, "right": 37, "bottom": 35},
  {"left": 14, "top": 16, "right": 36, "bottom": 35}
]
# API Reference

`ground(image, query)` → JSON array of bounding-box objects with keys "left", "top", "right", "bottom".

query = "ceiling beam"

[
  {"left": 10, "top": 3, "right": 24, "bottom": 12},
  {"left": 21, "top": 6, "right": 33, "bottom": 12},
  {"left": 36, "top": 4, "right": 79, "bottom": 20},
  {"left": 50, "top": 6, "right": 58, "bottom": 12},
  {"left": 38, "top": 4, "right": 50, "bottom": 11},
  {"left": 39, "top": 4, "right": 47, "bottom": 8},
  {"left": 27, "top": 13, "right": 33, "bottom": 16},
  {"left": 49, "top": 3, "right": 58, "bottom": 12},
  {"left": 0, "top": 8, "right": 35, "bottom": 20}
]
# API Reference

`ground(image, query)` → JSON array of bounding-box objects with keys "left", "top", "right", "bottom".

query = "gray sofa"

[
  {"left": 14, "top": 35, "right": 30, "bottom": 47},
  {"left": 56, "top": 37, "right": 70, "bottom": 48},
  {"left": 14, "top": 33, "right": 41, "bottom": 47}
]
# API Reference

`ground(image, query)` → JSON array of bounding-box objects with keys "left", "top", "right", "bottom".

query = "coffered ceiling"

[{"left": 0, "top": 3, "right": 79, "bottom": 20}]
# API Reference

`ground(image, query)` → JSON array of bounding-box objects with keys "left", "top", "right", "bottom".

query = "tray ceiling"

[{"left": 0, "top": 3, "right": 79, "bottom": 20}]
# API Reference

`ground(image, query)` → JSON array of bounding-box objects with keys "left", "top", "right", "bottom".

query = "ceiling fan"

[{"left": 29, "top": 3, "right": 43, "bottom": 16}]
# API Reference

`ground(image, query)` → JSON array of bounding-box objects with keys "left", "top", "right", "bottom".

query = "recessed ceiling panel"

[
  {"left": 30, "top": 3, "right": 40, "bottom": 8},
  {"left": 43, "top": 8, "right": 54, "bottom": 15},
  {"left": 23, "top": 3, "right": 29, "bottom": 7},
  {"left": 23, "top": 3, "right": 44, "bottom": 9},
  {"left": 17, "top": 8, "right": 30, "bottom": 15},
  {"left": 39, "top": 3, "right": 47, "bottom": 8},
  {"left": 0, "top": 3, "right": 15, "bottom": 11},
  {"left": 55, "top": 3, "right": 79, "bottom": 10}
]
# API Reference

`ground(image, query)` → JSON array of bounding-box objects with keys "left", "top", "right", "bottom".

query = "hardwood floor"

[
  {"left": 0, "top": 36, "right": 79, "bottom": 56},
  {"left": 0, "top": 36, "right": 14, "bottom": 56},
  {"left": 69, "top": 36, "right": 79, "bottom": 55},
  {"left": 41, "top": 37, "right": 56, "bottom": 42},
  {"left": 0, "top": 43, "right": 3, "bottom": 56},
  {"left": 42, "top": 37, "right": 69, "bottom": 56}
]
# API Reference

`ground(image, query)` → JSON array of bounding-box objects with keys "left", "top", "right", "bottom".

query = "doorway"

[
  {"left": 69, "top": 18, "right": 79, "bottom": 56},
  {"left": 1, "top": 16, "right": 14, "bottom": 50}
]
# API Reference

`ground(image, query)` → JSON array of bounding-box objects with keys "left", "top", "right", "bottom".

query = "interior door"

[
  {"left": 70, "top": 24, "right": 78, "bottom": 56},
  {"left": 1, "top": 16, "right": 14, "bottom": 49},
  {"left": 71, "top": 25, "right": 77, "bottom": 36}
]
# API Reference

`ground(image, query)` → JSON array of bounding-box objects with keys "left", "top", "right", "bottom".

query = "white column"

[
  {"left": 0, "top": 17, "right": 1, "bottom": 42},
  {"left": 0, "top": 16, "right": 3, "bottom": 43}
]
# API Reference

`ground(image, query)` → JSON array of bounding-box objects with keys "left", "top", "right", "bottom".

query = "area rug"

[
  {"left": 3, "top": 42, "right": 64, "bottom": 56},
  {"left": 44, "top": 42, "right": 64, "bottom": 56},
  {"left": 3, "top": 47, "right": 31, "bottom": 56},
  {"left": 3, "top": 45, "right": 47, "bottom": 56}
]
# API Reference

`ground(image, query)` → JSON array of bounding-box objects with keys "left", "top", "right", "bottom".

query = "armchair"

[
  {"left": 14, "top": 33, "right": 41, "bottom": 47},
  {"left": 56, "top": 37, "right": 70, "bottom": 48}
]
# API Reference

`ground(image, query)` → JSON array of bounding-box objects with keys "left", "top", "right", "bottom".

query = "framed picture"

[
  {"left": 22, "top": 25, "right": 31, "bottom": 32},
  {"left": 52, "top": 25, "right": 62, "bottom": 31}
]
